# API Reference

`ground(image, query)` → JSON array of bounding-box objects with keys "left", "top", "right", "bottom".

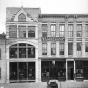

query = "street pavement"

[{"left": 0, "top": 80, "right": 88, "bottom": 88}]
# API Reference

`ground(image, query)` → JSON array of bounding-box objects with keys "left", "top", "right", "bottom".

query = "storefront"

[
  {"left": 10, "top": 62, "right": 35, "bottom": 82},
  {"left": 10, "top": 62, "right": 35, "bottom": 83},
  {"left": 41, "top": 60, "right": 66, "bottom": 82}
]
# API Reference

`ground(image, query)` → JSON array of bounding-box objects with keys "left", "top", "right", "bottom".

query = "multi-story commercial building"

[{"left": 0, "top": 6, "right": 88, "bottom": 83}]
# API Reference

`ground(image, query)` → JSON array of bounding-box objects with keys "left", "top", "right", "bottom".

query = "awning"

[{"left": 75, "top": 58, "right": 88, "bottom": 61}]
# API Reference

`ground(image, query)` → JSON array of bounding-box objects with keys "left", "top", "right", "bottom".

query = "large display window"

[{"left": 10, "top": 62, "right": 35, "bottom": 83}]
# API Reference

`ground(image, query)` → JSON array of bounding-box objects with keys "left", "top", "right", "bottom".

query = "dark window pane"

[
  {"left": 18, "top": 13, "right": 26, "bottom": 22},
  {"left": 28, "top": 62, "right": 35, "bottom": 80},
  {"left": 10, "top": 62, "right": 17, "bottom": 80},
  {"left": 10, "top": 48, "right": 17, "bottom": 58},
  {"left": 19, "top": 48, "right": 26, "bottom": 58},
  {"left": 68, "top": 43, "right": 73, "bottom": 55},
  {"left": 28, "top": 48, "right": 35, "bottom": 58},
  {"left": 28, "top": 26, "right": 35, "bottom": 37},
  {"left": 19, "top": 62, "right": 27, "bottom": 80},
  {"left": 9, "top": 25, "right": 17, "bottom": 38}
]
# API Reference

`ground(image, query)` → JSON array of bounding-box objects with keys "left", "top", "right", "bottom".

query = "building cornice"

[{"left": 38, "top": 14, "right": 88, "bottom": 18}]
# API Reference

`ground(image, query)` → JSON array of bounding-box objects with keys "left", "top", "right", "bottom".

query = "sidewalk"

[{"left": 0, "top": 81, "right": 88, "bottom": 88}]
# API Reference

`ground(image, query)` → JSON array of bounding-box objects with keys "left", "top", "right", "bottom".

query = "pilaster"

[
  {"left": 47, "top": 41, "right": 51, "bottom": 57},
  {"left": 36, "top": 60, "right": 38, "bottom": 82},
  {"left": 56, "top": 41, "right": 59, "bottom": 57},
  {"left": 47, "top": 22, "right": 51, "bottom": 37},
  {"left": 38, "top": 60, "right": 41, "bottom": 82},
  {"left": 35, "top": 25, "right": 38, "bottom": 39}
]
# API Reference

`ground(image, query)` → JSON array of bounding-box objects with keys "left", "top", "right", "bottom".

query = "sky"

[{"left": 0, "top": 0, "right": 88, "bottom": 34}]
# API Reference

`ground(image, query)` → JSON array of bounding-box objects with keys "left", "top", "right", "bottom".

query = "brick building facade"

[{"left": 0, "top": 7, "right": 88, "bottom": 83}]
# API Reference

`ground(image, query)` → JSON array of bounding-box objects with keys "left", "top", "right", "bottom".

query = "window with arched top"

[
  {"left": 9, "top": 43, "right": 35, "bottom": 58},
  {"left": 18, "top": 13, "right": 26, "bottom": 22}
]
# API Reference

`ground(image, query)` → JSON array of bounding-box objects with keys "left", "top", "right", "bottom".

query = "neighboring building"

[{"left": 0, "top": 6, "right": 88, "bottom": 83}]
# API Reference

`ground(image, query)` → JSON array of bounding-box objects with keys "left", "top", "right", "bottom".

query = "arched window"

[
  {"left": 9, "top": 43, "right": 35, "bottom": 58},
  {"left": 18, "top": 13, "right": 26, "bottom": 22}
]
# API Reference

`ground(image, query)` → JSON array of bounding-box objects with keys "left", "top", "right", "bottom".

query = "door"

[{"left": 68, "top": 61, "right": 74, "bottom": 80}]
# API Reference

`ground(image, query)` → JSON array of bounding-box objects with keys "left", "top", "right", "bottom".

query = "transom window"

[
  {"left": 51, "top": 24, "right": 56, "bottom": 37},
  {"left": 42, "top": 43, "right": 47, "bottom": 55},
  {"left": 59, "top": 43, "right": 64, "bottom": 55},
  {"left": 18, "top": 13, "right": 26, "bottom": 22},
  {"left": 59, "top": 25, "right": 65, "bottom": 37},
  {"left": 76, "top": 24, "right": 82, "bottom": 37},
  {"left": 51, "top": 43, "right": 56, "bottom": 55},
  {"left": 9, "top": 43, "right": 35, "bottom": 58},
  {"left": 85, "top": 24, "right": 88, "bottom": 37},
  {"left": 68, "top": 24, "right": 73, "bottom": 37},
  {"left": 9, "top": 25, "right": 17, "bottom": 38},
  {"left": 42, "top": 24, "right": 47, "bottom": 37}
]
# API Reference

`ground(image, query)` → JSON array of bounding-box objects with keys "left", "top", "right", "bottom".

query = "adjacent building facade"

[{"left": 0, "top": 7, "right": 88, "bottom": 83}]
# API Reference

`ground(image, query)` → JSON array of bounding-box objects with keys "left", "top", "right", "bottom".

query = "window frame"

[
  {"left": 42, "top": 43, "right": 47, "bottom": 55},
  {"left": 9, "top": 25, "right": 17, "bottom": 38},
  {"left": 59, "top": 24, "right": 65, "bottom": 37},
  {"left": 68, "top": 43, "right": 73, "bottom": 55},
  {"left": 77, "top": 43, "right": 82, "bottom": 55},
  {"left": 50, "top": 24, "right": 56, "bottom": 37},
  {"left": 85, "top": 24, "right": 88, "bottom": 37},
  {"left": 18, "top": 13, "right": 26, "bottom": 22},
  {"left": 51, "top": 43, "right": 56, "bottom": 55},
  {"left": 59, "top": 43, "right": 64, "bottom": 55},
  {"left": 76, "top": 24, "right": 82, "bottom": 37},
  {"left": 68, "top": 24, "right": 73, "bottom": 37},
  {"left": 42, "top": 24, "right": 47, "bottom": 37}
]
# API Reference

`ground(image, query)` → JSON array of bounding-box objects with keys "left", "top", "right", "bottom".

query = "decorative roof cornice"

[{"left": 38, "top": 14, "right": 88, "bottom": 18}]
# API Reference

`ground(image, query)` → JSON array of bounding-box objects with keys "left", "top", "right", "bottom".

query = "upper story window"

[
  {"left": 18, "top": 26, "right": 26, "bottom": 38},
  {"left": 9, "top": 43, "right": 35, "bottom": 58},
  {"left": 42, "top": 43, "right": 47, "bottom": 55},
  {"left": 51, "top": 24, "right": 56, "bottom": 37},
  {"left": 9, "top": 25, "right": 17, "bottom": 38},
  {"left": 85, "top": 24, "right": 88, "bottom": 37},
  {"left": 59, "top": 25, "right": 65, "bottom": 37},
  {"left": 28, "top": 26, "right": 35, "bottom": 37},
  {"left": 76, "top": 24, "right": 82, "bottom": 37},
  {"left": 0, "top": 48, "right": 1, "bottom": 60},
  {"left": 18, "top": 13, "right": 26, "bottom": 22},
  {"left": 51, "top": 43, "right": 56, "bottom": 55},
  {"left": 85, "top": 43, "right": 88, "bottom": 55},
  {"left": 77, "top": 43, "right": 82, "bottom": 56},
  {"left": 42, "top": 24, "right": 47, "bottom": 37},
  {"left": 68, "top": 24, "right": 73, "bottom": 37},
  {"left": 59, "top": 43, "right": 64, "bottom": 55},
  {"left": 68, "top": 43, "right": 73, "bottom": 55}
]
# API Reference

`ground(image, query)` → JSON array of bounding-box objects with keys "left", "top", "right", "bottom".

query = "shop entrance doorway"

[{"left": 68, "top": 61, "right": 74, "bottom": 80}]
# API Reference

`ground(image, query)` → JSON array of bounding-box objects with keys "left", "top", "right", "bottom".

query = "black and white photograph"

[{"left": 0, "top": 0, "right": 88, "bottom": 88}]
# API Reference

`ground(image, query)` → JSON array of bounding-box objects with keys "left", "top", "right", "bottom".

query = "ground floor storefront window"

[
  {"left": 75, "top": 61, "right": 88, "bottom": 80},
  {"left": 10, "top": 62, "right": 35, "bottom": 83},
  {"left": 41, "top": 61, "right": 66, "bottom": 82}
]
